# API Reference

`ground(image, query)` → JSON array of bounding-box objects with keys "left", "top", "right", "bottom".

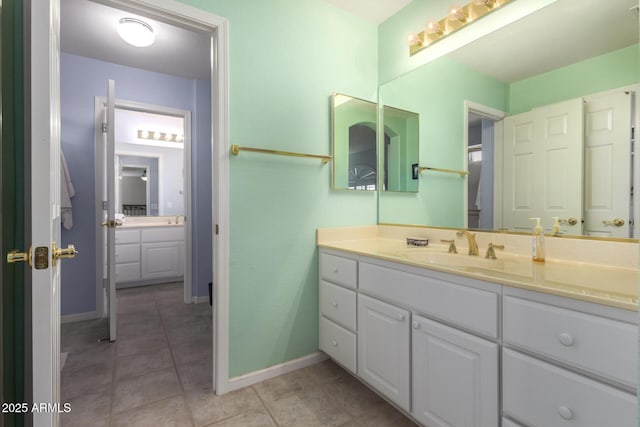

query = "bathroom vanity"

[
  {"left": 317, "top": 226, "right": 638, "bottom": 427},
  {"left": 115, "top": 223, "right": 184, "bottom": 287}
]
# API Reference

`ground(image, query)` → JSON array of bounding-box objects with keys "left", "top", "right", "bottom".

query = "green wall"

[
  {"left": 178, "top": 0, "right": 378, "bottom": 377},
  {"left": 509, "top": 44, "right": 639, "bottom": 114},
  {"left": 379, "top": 56, "right": 507, "bottom": 226}
]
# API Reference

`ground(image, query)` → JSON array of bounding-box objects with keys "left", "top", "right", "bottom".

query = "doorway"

[{"left": 463, "top": 101, "right": 506, "bottom": 229}]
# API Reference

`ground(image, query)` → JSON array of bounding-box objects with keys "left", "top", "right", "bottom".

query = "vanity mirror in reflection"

[
  {"left": 332, "top": 93, "right": 377, "bottom": 191},
  {"left": 378, "top": 0, "right": 639, "bottom": 238},
  {"left": 115, "top": 108, "right": 185, "bottom": 217},
  {"left": 381, "top": 105, "right": 419, "bottom": 192}
]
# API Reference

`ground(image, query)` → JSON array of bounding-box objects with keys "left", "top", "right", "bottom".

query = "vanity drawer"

[
  {"left": 503, "top": 296, "right": 637, "bottom": 388},
  {"left": 319, "top": 317, "right": 356, "bottom": 374},
  {"left": 320, "top": 253, "right": 357, "bottom": 289},
  {"left": 503, "top": 349, "right": 636, "bottom": 427},
  {"left": 320, "top": 280, "right": 356, "bottom": 330},
  {"left": 115, "top": 244, "right": 140, "bottom": 264},
  {"left": 141, "top": 226, "right": 184, "bottom": 243},
  {"left": 115, "top": 228, "right": 140, "bottom": 244},
  {"left": 116, "top": 263, "right": 141, "bottom": 283},
  {"left": 359, "top": 262, "right": 498, "bottom": 339}
]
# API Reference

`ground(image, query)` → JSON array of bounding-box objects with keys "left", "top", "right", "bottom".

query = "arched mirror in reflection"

[
  {"left": 382, "top": 105, "right": 420, "bottom": 193},
  {"left": 332, "top": 93, "right": 377, "bottom": 191}
]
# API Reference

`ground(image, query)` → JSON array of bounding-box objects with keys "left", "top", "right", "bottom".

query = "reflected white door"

[
  {"left": 31, "top": 1, "right": 62, "bottom": 425},
  {"left": 502, "top": 99, "right": 584, "bottom": 233},
  {"left": 106, "top": 80, "right": 118, "bottom": 341},
  {"left": 583, "top": 92, "right": 633, "bottom": 238}
]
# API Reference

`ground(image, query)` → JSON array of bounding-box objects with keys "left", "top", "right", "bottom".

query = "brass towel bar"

[
  {"left": 231, "top": 144, "right": 332, "bottom": 164},
  {"left": 418, "top": 166, "right": 469, "bottom": 177}
]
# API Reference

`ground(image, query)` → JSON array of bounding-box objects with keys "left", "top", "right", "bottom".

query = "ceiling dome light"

[{"left": 117, "top": 18, "right": 155, "bottom": 47}]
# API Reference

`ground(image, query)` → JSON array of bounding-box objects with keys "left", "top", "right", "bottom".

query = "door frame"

[
  {"left": 94, "top": 98, "right": 193, "bottom": 307},
  {"left": 462, "top": 101, "right": 506, "bottom": 228},
  {"left": 56, "top": 0, "right": 230, "bottom": 394}
]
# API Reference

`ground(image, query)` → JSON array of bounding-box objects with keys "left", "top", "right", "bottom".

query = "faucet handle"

[
  {"left": 441, "top": 239, "right": 457, "bottom": 254},
  {"left": 485, "top": 243, "right": 504, "bottom": 259}
]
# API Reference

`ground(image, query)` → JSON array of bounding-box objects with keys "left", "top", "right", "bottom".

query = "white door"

[
  {"left": 583, "top": 92, "right": 633, "bottom": 238},
  {"left": 357, "top": 294, "right": 410, "bottom": 412},
  {"left": 106, "top": 80, "right": 117, "bottom": 341},
  {"left": 412, "top": 314, "right": 498, "bottom": 427},
  {"left": 31, "top": 1, "right": 62, "bottom": 425},
  {"left": 502, "top": 99, "right": 584, "bottom": 233}
]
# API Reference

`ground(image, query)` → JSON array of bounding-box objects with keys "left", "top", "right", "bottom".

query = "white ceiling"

[
  {"left": 323, "top": 0, "right": 412, "bottom": 23},
  {"left": 448, "top": 0, "right": 639, "bottom": 83},
  {"left": 61, "top": 0, "right": 211, "bottom": 80}
]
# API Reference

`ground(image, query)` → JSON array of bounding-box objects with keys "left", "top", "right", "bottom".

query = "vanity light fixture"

[
  {"left": 408, "top": 0, "right": 512, "bottom": 56},
  {"left": 117, "top": 18, "right": 155, "bottom": 48},
  {"left": 137, "top": 129, "right": 184, "bottom": 144}
]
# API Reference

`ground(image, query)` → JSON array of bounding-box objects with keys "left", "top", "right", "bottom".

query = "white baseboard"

[
  {"left": 226, "top": 352, "right": 328, "bottom": 392},
  {"left": 61, "top": 311, "right": 98, "bottom": 324},
  {"left": 192, "top": 296, "right": 210, "bottom": 304}
]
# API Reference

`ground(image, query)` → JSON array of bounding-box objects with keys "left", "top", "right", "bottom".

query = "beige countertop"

[
  {"left": 319, "top": 238, "right": 639, "bottom": 311},
  {"left": 118, "top": 222, "right": 183, "bottom": 228}
]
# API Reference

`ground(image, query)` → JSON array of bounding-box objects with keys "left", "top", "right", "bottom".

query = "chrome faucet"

[
  {"left": 485, "top": 243, "right": 505, "bottom": 260},
  {"left": 456, "top": 231, "right": 479, "bottom": 256}
]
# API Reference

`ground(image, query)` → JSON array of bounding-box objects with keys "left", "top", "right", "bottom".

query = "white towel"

[{"left": 61, "top": 151, "right": 75, "bottom": 230}]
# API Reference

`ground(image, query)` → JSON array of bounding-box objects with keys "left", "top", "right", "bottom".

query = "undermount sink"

[{"left": 404, "top": 250, "right": 513, "bottom": 270}]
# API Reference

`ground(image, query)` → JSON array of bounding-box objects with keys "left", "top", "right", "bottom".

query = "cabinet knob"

[
  {"left": 558, "top": 332, "right": 574, "bottom": 347},
  {"left": 397, "top": 313, "right": 405, "bottom": 321},
  {"left": 557, "top": 406, "right": 574, "bottom": 420},
  {"left": 331, "top": 340, "right": 338, "bottom": 347},
  {"left": 331, "top": 301, "right": 338, "bottom": 308},
  {"left": 412, "top": 321, "right": 420, "bottom": 329}
]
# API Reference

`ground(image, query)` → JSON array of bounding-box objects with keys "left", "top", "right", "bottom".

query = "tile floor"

[{"left": 61, "top": 282, "right": 417, "bottom": 427}]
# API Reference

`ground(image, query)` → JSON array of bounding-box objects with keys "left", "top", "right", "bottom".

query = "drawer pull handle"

[
  {"left": 331, "top": 301, "right": 338, "bottom": 308},
  {"left": 558, "top": 332, "right": 574, "bottom": 346},
  {"left": 397, "top": 313, "right": 405, "bottom": 321},
  {"left": 412, "top": 321, "right": 420, "bottom": 329},
  {"left": 331, "top": 340, "right": 338, "bottom": 347},
  {"left": 557, "top": 406, "right": 574, "bottom": 420}
]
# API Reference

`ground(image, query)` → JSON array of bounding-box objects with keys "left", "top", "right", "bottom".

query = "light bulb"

[
  {"left": 140, "top": 130, "right": 149, "bottom": 139},
  {"left": 426, "top": 20, "right": 443, "bottom": 36},
  {"left": 153, "top": 132, "right": 161, "bottom": 140},
  {"left": 407, "top": 33, "right": 422, "bottom": 46},
  {"left": 448, "top": 5, "right": 468, "bottom": 23},
  {"left": 473, "top": 0, "right": 496, "bottom": 8}
]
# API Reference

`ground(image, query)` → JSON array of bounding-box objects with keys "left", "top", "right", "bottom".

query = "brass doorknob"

[
  {"left": 602, "top": 218, "right": 625, "bottom": 227},
  {"left": 52, "top": 242, "right": 78, "bottom": 266},
  {"left": 7, "top": 248, "right": 32, "bottom": 267},
  {"left": 559, "top": 217, "right": 578, "bottom": 226}
]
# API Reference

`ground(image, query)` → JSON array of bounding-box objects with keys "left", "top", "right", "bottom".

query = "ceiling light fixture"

[
  {"left": 408, "top": 0, "right": 512, "bottom": 56},
  {"left": 117, "top": 18, "right": 155, "bottom": 48}
]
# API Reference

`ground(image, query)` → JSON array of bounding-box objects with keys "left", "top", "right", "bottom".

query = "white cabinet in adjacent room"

[
  {"left": 412, "top": 314, "right": 498, "bottom": 427},
  {"left": 357, "top": 293, "right": 411, "bottom": 412}
]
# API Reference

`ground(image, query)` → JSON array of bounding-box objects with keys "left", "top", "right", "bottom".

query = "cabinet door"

[
  {"left": 141, "top": 242, "right": 181, "bottom": 280},
  {"left": 357, "top": 294, "right": 410, "bottom": 412},
  {"left": 412, "top": 314, "right": 498, "bottom": 427}
]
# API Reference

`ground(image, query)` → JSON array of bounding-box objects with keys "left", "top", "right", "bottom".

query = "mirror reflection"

[
  {"left": 382, "top": 105, "right": 420, "bottom": 192},
  {"left": 332, "top": 93, "right": 377, "bottom": 191},
  {"left": 378, "top": 0, "right": 639, "bottom": 238},
  {"left": 115, "top": 108, "right": 185, "bottom": 216}
]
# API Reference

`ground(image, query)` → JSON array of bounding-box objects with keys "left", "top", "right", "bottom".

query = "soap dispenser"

[
  {"left": 552, "top": 217, "right": 561, "bottom": 236},
  {"left": 529, "top": 217, "right": 545, "bottom": 263}
]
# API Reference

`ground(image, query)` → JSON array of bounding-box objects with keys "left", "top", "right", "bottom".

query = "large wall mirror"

[
  {"left": 332, "top": 93, "right": 378, "bottom": 191},
  {"left": 378, "top": 0, "right": 639, "bottom": 239},
  {"left": 115, "top": 108, "right": 185, "bottom": 217}
]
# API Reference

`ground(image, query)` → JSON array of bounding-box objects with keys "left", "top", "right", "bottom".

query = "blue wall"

[{"left": 60, "top": 52, "right": 212, "bottom": 315}]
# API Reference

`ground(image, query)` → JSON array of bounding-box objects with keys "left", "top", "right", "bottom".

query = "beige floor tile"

[
  {"left": 261, "top": 386, "right": 353, "bottom": 427},
  {"left": 341, "top": 402, "right": 419, "bottom": 427},
  {"left": 115, "top": 347, "right": 174, "bottom": 379},
  {"left": 252, "top": 368, "right": 314, "bottom": 404},
  {"left": 186, "top": 386, "right": 263, "bottom": 427},
  {"left": 204, "top": 408, "right": 277, "bottom": 427},
  {"left": 116, "top": 331, "right": 168, "bottom": 357},
  {"left": 111, "top": 395, "right": 194, "bottom": 427},
  {"left": 303, "top": 359, "right": 350, "bottom": 385},
  {"left": 322, "top": 374, "right": 387, "bottom": 417},
  {"left": 112, "top": 366, "right": 181, "bottom": 413},
  {"left": 60, "top": 383, "right": 111, "bottom": 427}
]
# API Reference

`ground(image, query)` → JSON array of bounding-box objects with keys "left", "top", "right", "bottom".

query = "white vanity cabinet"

[
  {"left": 357, "top": 293, "right": 411, "bottom": 412},
  {"left": 502, "top": 288, "right": 638, "bottom": 427},
  {"left": 115, "top": 226, "right": 184, "bottom": 286}
]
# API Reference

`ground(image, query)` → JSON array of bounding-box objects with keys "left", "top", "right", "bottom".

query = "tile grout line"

[
  {"left": 251, "top": 385, "right": 281, "bottom": 427},
  {"left": 155, "top": 286, "right": 198, "bottom": 427}
]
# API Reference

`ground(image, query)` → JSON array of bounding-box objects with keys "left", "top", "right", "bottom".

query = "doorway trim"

[
  {"left": 94, "top": 98, "right": 193, "bottom": 307},
  {"left": 462, "top": 101, "right": 506, "bottom": 228},
  {"left": 74, "top": 0, "right": 229, "bottom": 394}
]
